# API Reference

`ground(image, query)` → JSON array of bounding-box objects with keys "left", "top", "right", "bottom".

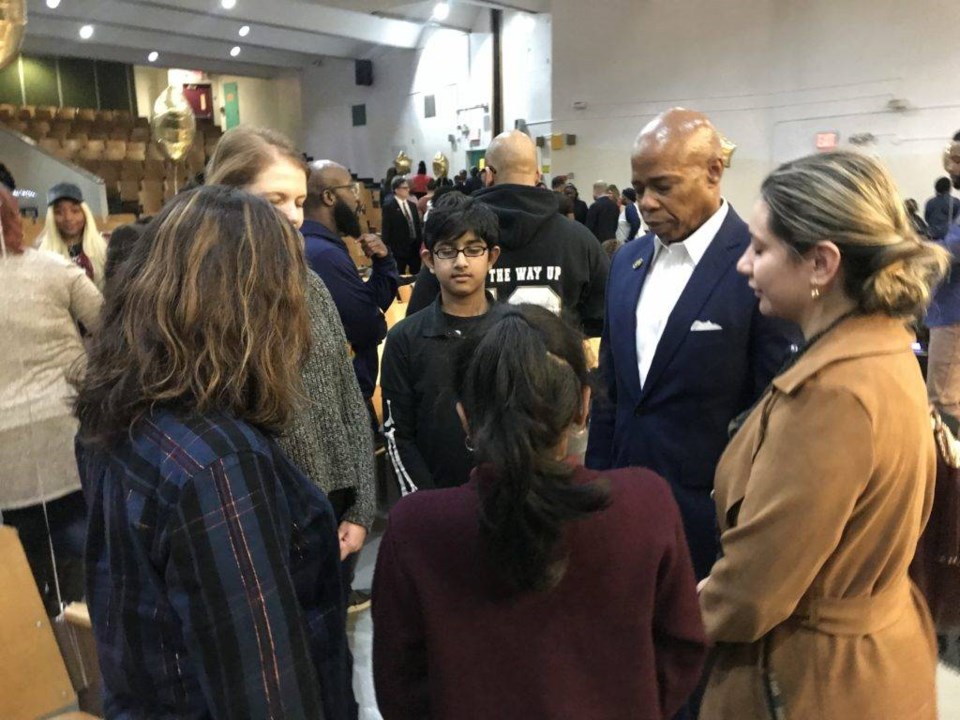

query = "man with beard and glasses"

[
  {"left": 926, "top": 133, "right": 960, "bottom": 422},
  {"left": 303, "top": 160, "right": 400, "bottom": 422}
]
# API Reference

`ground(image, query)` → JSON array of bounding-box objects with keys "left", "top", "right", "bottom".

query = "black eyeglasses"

[
  {"left": 433, "top": 245, "right": 489, "bottom": 260},
  {"left": 326, "top": 182, "right": 362, "bottom": 197}
]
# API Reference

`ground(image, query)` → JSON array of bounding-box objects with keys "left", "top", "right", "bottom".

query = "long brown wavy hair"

[{"left": 73, "top": 185, "right": 311, "bottom": 445}]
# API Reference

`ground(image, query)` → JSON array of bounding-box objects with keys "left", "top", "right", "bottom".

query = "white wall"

[
  {"left": 550, "top": 0, "right": 960, "bottom": 209},
  {"left": 133, "top": 67, "right": 305, "bottom": 147},
  {"left": 208, "top": 73, "right": 304, "bottom": 146},
  {"left": 301, "top": 26, "right": 491, "bottom": 180},
  {"left": 133, "top": 66, "right": 169, "bottom": 119},
  {"left": 502, "top": 11, "right": 552, "bottom": 167}
]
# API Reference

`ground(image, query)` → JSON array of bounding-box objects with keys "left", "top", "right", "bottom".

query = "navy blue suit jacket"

[{"left": 585, "top": 206, "right": 799, "bottom": 579}]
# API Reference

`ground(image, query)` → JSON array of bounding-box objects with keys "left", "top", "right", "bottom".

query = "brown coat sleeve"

[{"left": 700, "top": 383, "right": 874, "bottom": 643}]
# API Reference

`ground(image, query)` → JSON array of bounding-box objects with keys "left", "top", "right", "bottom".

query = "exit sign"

[{"left": 816, "top": 132, "right": 839, "bottom": 151}]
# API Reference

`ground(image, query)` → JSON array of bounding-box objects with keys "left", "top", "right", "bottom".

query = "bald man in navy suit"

[{"left": 586, "top": 109, "right": 799, "bottom": 581}]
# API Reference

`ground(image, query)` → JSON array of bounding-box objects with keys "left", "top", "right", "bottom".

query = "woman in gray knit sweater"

[{"left": 206, "top": 127, "right": 376, "bottom": 558}]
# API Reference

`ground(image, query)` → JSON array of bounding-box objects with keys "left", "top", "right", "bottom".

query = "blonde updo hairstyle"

[{"left": 761, "top": 150, "right": 950, "bottom": 318}]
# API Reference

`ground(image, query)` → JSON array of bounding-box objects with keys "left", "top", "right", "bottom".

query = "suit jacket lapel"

[
  {"left": 639, "top": 212, "right": 744, "bottom": 399},
  {"left": 618, "top": 239, "right": 656, "bottom": 401}
]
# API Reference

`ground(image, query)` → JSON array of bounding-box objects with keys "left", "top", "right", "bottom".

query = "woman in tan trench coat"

[{"left": 698, "top": 150, "right": 950, "bottom": 719}]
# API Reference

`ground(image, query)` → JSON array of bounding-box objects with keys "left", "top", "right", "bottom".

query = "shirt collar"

[
  {"left": 772, "top": 314, "right": 914, "bottom": 395},
  {"left": 422, "top": 293, "right": 495, "bottom": 338},
  {"left": 653, "top": 198, "right": 729, "bottom": 266},
  {"left": 300, "top": 219, "right": 343, "bottom": 246}
]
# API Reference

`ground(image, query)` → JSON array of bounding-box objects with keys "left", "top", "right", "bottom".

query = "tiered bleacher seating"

[{"left": 0, "top": 104, "right": 223, "bottom": 216}]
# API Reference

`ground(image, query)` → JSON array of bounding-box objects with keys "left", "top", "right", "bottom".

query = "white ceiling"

[{"left": 23, "top": 0, "right": 546, "bottom": 78}]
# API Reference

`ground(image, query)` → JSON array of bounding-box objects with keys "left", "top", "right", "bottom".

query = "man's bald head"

[
  {"left": 633, "top": 108, "right": 724, "bottom": 170},
  {"left": 304, "top": 159, "right": 360, "bottom": 234},
  {"left": 484, "top": 130, "right": 540, "bottom": 186},
  {"left": 307, "top": 159, "right": 351, "bottom": 199},
  {"left": 630, "top": 108, "right": 725, "bottom": 244}
]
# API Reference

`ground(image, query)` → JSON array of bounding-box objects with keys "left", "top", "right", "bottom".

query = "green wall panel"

[
  {"left": 22, "top": 56, "right": 59, "bottom": 107},
  {"left": 59, "top": 57, "right": 97, "bottom": 108},
  {"left": 96, "top": 61, "right": 131, "bottom": 111},
  {"left": 0, "top": 60, "right": 21, "bottom": 105}
]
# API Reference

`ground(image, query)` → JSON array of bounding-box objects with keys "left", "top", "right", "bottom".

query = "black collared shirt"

[{"left": 380, "top": 295, "right": 492, "bottom": 492}]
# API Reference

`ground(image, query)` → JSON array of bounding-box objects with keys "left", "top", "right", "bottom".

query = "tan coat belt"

[{"left": 789, "top": 583, "right": 909, "bottom": 636}]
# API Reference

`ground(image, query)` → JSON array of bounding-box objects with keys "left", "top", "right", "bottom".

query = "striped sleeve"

[{"left": 165, "top": 451, "right": 325, "bottom": 719}]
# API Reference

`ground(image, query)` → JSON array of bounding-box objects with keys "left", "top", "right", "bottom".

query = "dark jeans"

[{"left": 3, "top": 490, "right": 87, "bottom": 616}]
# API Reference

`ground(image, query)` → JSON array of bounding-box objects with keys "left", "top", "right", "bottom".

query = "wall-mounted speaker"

[
  {"left": 566, "top": 134, "right": 577, "bottom": 146},
  {"left": 355, "top": 59, "right": 373, "bottom": 86}
]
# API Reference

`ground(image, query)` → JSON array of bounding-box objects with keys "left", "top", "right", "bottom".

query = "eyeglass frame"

[
  {"left": 431, "top": 244, "right": 490, "bottom": 261},
  {"left": 325, "top": 182, "right": 363, "bottom": 197}
]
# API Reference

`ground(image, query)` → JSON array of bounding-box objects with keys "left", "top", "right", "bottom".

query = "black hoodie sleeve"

[
  {"left": 579, "top": 240, "right": 609, "bottom": 338},
  {"left": 406, "top": 265, "right": 440, "bottom": 317}
]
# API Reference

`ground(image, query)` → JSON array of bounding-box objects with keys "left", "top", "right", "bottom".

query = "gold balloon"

[
  {"left": 432, "top": 152, "right": 449, "bottom": 179},
  {"left": 151, "top": 86, "right": 197, "bottom": 163},
  {"left": 719, "top": 135, "right": 737, "bottom": 168},
  {"left": 394, "top": 151, "right": 411, "bottom": 175},
  {"left": 0, "top": 0, "right": 26, "bottom": 73},
  {"left": 943, "top": 142, "right": 960, "bottom": 173}
]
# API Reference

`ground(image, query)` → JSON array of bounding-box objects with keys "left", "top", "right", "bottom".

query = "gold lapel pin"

[{"left": 632, "top": 258, "right": 644, "bottom": 270}]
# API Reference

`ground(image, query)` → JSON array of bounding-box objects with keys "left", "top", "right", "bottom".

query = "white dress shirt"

[{"left": 635, "top": 200, "right": 729, "bottom": 387}]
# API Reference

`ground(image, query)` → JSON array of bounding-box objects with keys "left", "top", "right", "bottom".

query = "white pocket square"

[{"left": 690, "top": 320, "right": 723, "bottom": 332}]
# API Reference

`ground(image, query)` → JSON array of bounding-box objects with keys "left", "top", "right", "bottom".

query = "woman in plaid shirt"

[{"left": 74, "top": 186, "right": 349, "bottom": 719}]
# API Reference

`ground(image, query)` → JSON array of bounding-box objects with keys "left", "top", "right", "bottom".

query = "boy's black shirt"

[{"left": 381, "top": 295, "right": 491, "bottom": 492}]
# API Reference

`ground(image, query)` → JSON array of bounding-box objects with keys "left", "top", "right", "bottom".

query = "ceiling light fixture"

[
  {"left": 230, "top": 46, "right": 241, "bottom": 57},
  {"left": 238, "top": 25, "right": 250, "bottom": 37},
  {"left": 148, "top": 51, "right": 159, "bottom": 62},
  {"left": 221, "top": 0, "right": 237, "bottom": 9},
  {"left": 79, "top": 25, "right": 94, "bottom": 40},
  {"left": 45, "top": 0, "right": 61, "bottom": 9},
  {"left": 432, "top": 2, "right": 450, "bottom": 21}
]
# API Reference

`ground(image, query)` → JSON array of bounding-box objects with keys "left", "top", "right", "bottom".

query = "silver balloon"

[{"left": 151, "top": 86, "right": 196, "bottom": 163}]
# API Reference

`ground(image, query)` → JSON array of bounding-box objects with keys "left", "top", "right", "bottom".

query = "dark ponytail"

[{"left": 454, "top": 304, "right": 610, "bottom": 594}]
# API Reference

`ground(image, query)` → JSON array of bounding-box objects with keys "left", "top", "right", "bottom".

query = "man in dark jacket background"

[
  {"left": 925, "top": 176, "right": 959, "bottom": 240},
  {"left": 302, "top": 160, "right": 399, "bottom": 412},
  {"left": 585, "top": 179, "right": 620, "bottom": 241},
  {"left": 405, "top": 130, "right": 608, "bottom": 336}
]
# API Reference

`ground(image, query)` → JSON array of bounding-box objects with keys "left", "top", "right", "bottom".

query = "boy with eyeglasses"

[{"left": 381, "top": 193, "right": 501, "bottom": 493}]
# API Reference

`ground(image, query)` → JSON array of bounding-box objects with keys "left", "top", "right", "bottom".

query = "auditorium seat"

[
  {"left": 38, "top": 137, "right": 61, "bottom": 154},
  {"left": 104, "top": 140, "right": 126, "bottom": 161},
  {"left": 140, "top": 180, "right": 164, "bottom": 215},
  {"left": 35, "top": 106, "right": 56, "bottom": 122},
  {"left": 57, "top": 106, "right": 78, "bottom": 121},
  {"left": 60, "top": 139, "right": 84, "bottom": 158},
  {"left": 77, "top": 108, "right": 96, "bottom": 122},
  {"left": 125, "top": 141, "right": 146, "bottom": 161}
]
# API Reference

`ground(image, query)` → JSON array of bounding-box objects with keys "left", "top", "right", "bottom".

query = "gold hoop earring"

[{"left": 810, "top": 284, "right": 821, "bottom": 300}]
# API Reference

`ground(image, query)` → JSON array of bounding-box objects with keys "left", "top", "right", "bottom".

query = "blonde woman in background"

[
  {"left": 699, "top": 150, "right": 949, "bottom": 719},
  {"left": 37, "top": 183, "right": 108, "bottom": 290}
]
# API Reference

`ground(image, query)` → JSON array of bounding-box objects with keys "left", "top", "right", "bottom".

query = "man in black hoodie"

[{"left": 405, "top": 130, "right": 609, "bottom": 336}]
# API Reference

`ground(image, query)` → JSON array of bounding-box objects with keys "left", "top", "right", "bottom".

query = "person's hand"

[
  {"left": 338, "top": 521, "right": 368, "bottom": 560},
  {"left": 358, "top": 233, "right": 389, "bottom": 259}
]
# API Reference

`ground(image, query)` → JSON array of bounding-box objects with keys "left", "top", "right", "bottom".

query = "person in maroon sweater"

[{"left": 372, "top": 303, "right": 707, "bottom": 720}]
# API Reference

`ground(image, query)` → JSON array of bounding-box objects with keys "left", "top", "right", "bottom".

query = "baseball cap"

[{"left": 47, "top": 182, "right": 83, "bottom": 206}]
